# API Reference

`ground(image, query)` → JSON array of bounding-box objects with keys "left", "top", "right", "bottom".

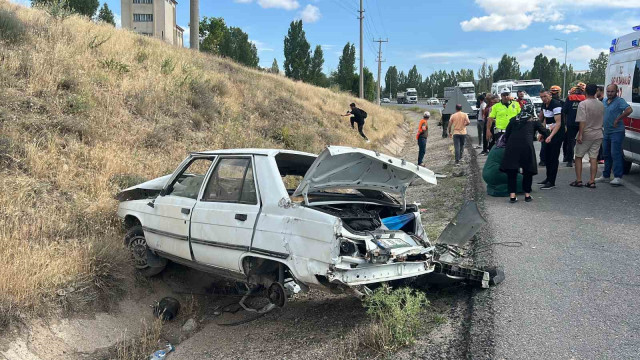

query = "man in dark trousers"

[
  {"left": 537, "top": 89, "right": 565, "bottom": 190},
  {"left": 342, "top": 103, "right": 369, "bottom": 142},
  {"left": 563, "top": 83, "right": 586, "bottom": 167}
]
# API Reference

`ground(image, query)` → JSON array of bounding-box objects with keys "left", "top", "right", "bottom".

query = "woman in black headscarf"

[{"left": 500, "top": 104, "right": 549, "bottom": 203}]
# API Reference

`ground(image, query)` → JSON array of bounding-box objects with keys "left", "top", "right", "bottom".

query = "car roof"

[{"left": 191, "top": 148, "right": 318, "bottom": 157}]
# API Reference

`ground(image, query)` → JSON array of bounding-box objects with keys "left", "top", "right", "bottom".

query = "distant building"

[
  {"left": 574, "top": 70, "right": 589, "bottom": 76},
  {"left": 121, "top": 0, "right": 184, "bottom": 47}
]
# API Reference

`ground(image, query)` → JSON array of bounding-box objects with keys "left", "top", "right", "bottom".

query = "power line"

[
  {"left": 364, "top": 0, "right": 382, "bottom": 38},
  {"left": 375, "top": 0, "right": 388, "bottom": 38}
]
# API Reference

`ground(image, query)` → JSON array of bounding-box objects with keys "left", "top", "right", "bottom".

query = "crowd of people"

[{"left": 417, "top": 82, "right": 633, "bottom": 202}]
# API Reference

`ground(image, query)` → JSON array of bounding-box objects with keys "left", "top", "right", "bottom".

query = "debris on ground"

[{"left": 153, "top": 297, "right": 181, "bottom": 321}]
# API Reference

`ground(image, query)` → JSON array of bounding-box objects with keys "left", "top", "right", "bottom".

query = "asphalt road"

[{"left": 465, "top": 120, "right": 640, "bottom": 359}]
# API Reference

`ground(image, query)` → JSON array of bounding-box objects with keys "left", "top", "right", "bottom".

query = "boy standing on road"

[
  {"left": 595, "top": 84, "right": 634, "bottom": 186},
  {"left": 477, "top": 95, "right": 486, "bottom": 152},
  {"left": 572, "top": 84, "right": 604, "bottom": 188},
  {"left": 562, "top": 83, "right": 586, "bottom": 168},
  {"left": 416, "top": 111, "right": 430, "bottom": 166},
  {"left": 342, "top": 103, "right": 369, "bottom": 142},
  {"left": 449, "top": 104, "right": 470, "bottom": 165}
]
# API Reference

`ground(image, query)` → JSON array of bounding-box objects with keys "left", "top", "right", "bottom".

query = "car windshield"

[
  {"left": 513, "top": 84, "right": 543, "bottom": 96},
  {"left": 407, "top": 91, "right": 417, "bottom": 96},
  {"left": 460, "top": 87, "right": 475, "bottom": 94}
]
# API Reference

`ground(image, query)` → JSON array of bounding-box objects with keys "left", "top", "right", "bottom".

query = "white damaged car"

[{"left": 116, "top": 146, "right": 492, "bottom": 306}]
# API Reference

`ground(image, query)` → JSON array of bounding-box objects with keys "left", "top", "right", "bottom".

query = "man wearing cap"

[
  {"left": 486, "top": 88, "right": 521, "bottom": 149},
  {"left": 416, "top": 111, "right": 430, "bottom": 166}
]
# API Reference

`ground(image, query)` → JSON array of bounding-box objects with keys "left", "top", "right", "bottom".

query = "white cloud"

[
  {"left": 257, "top": 0, "right": 299, "bottom": 10},
  {"left": 250, "top": 39, "right": 274, "bottom": 52},
  {"left": 520, "top": 44, "right": 528, "bottom": 49},
  {"left": 585, "top": 14, "right": 640, "bottom": 36},
  {"left": 461, "top": 0, "right": 638, "bottom": 32},
  {"left": 549, "top": 24, "right": 583, "bottom": 34},
  {"left": 234, "top": 0, "right": 254, "bottom": 3},
  {"left": 298, "top": 4, "right": 321, "bottom": 23}
]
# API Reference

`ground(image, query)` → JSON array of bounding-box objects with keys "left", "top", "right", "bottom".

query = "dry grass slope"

[{"left": 0, "top": 1, "right": 403, "bottom": 327}]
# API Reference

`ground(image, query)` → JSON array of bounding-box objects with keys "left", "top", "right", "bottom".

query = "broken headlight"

[{"left": 339, "top": 238, "right": 359, "bottom": 257}]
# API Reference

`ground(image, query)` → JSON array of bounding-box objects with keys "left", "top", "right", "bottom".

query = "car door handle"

[
  {"left": 181, "top": 208, "right": 190, "bottom": 215},
  {"left": 235, "top": 213, "right": 248, "bottom": 221}
]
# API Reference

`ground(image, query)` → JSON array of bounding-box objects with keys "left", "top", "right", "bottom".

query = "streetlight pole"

[
  {"left": 555, "top": 38, "right": 567, "bottom": 98},
  {"left": 478, "top": 56, "right": 487, "bottom": 93}
]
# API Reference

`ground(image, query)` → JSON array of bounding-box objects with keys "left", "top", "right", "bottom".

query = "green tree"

[
  {"left": 32, "top": 0, "right": 99, "bottom": 17},
  {"left": 406, "top": 65, "right": 422, "bottom": 89},
  {"left": 548, "top": 58, "right": 562, "bottom": 87},
  {"left": 530, "top": 53, "right": 549, "bottom": 85},
  {"left": 363, "top": 67, "right": 375, "bottom": 101},
  {"left": 199, "top": 17, "right": 259, "bottom": 68},
  {"left": 270, "top": 58, "right": 279, "bottom": 74},
  {"left": 587, "top": 52, "right": 608, "bottom": 85},
  {"left": 200, "top": 17, "right": 227, "bottom": 55},
  {"left": 96, "top": 3, "right": 114, "bottom": 25},
  {"left": 493, "top": 54, "right": 520, "bottom": 82},
  {"left": 308, "top": 45, "right": 325, "bottom": 86},
  {"left": 398, "top": 71, "right": 407, "bottom": 91},
  {"left": 384, "top": 66, "right": 398, "bottom": 98},
  {"left": 336, "top": 42, "right": 356, "bottom": 91},
  {"left": 478, "top": 62, "right": 490, "bottom": 93},
  {"left": 283, "top": 20, "right": 311, "bottom": 81}
]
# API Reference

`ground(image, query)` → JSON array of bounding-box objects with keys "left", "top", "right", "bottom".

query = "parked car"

[
  {"left": 116, "top": 147, "right": 494, "bottom": 306},
  {"left": 382, "top": 97, "right": 391, "bottom": 103},
  {"left": 427, "top": 98, "right": 440, "bottom": 105}
]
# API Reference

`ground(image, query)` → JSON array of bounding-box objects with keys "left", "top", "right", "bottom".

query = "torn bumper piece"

[
  {"left": 419, "top": 262, "right": 491, "bottom": 288},
  {"left": 328, "top": 261, "right": 435, "bottom": 286}
]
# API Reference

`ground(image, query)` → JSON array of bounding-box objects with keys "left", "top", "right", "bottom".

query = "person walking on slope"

[
  {"left": 572, "top": 84, "right": 604, "bottom": 188},
  {"left": 448, "top": 104, "right": 470, "bottom": 165},
  {"left": 476, "top": 95, "right": 486, "bottom": 152},
  {"left": 441, "top": 100, "right": 450, "bottom": 138},
  {"left": 537, "top": 89, "right": 565, "bottom": 190},
  {"left": 595, "top": 84, "right": 634, "bottom": 186},
  {"left": 342, "top": 103, "right": 369, "bottom": 142},
  {"left": 501, "top": 104, "right": 549, "bottom": 203},
  {"left": 562, "top": 83, "right": 586, "bottom": 168},
  {"left": 416, "top": 111, "right": 430, "bottom": 166}
]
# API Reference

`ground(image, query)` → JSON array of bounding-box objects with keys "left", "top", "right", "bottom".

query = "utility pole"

[
  {"left": 555, "top": 38, "right": 567, "bottom": 98},
  {"left": 374, "top": 38, "right": 388, "bottom": 105},
  {"left": 190, "top": 0, "right": 199, "bottom": 50},
  {"left": 358, "top": 0, "right": 364, "bottom": 99}
]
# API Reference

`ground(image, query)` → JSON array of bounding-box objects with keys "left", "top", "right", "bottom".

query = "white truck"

[
  {"left": 457, "top": 82, "right": 477, "bottom": 118},
  {"left": 116, "top": 146, "right": 497, "bottom": 307},
  {"left": 606, "top": 27, "right": 640, "bottom": 174},
  {"left": 397, "top": 88, "right": 418, "bottom": 104},
  {"left": 512, "top": 79, "right": 544, "bottom": 113},
  {"left": 491, "top": 80, "right": 516, "bottom": 95}
]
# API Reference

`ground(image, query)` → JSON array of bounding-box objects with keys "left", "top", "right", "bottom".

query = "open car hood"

[
  {"left": 292, "top": 146, "right": 436, "bottom": 198},
  {"left": 114, "top": 174, "right": 172, "bottom": 201}
]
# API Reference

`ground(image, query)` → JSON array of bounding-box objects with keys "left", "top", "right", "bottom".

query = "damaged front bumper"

[{"left": 328, "top": 260, "right": 435, "bottom": 286}]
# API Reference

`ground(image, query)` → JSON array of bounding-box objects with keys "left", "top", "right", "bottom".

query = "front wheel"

[{"left": 124, "top": 225, "right": 167, "bottom": 277}]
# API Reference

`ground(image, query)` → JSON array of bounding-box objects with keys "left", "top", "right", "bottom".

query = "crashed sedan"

[{"left": 116, "top": 146, "right": 494, "bottom": 307}]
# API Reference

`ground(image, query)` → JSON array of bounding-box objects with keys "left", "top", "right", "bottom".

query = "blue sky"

[{"left": 12, "top": 0, "right": 640, "bottom": 79}]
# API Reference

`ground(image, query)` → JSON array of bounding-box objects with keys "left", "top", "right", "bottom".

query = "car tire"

[
  {"left": 124, "top": 225, "right": 167, "bottom": 277},
  {"left": 623, "top": 160, "right": 632, "bottom": 175}
]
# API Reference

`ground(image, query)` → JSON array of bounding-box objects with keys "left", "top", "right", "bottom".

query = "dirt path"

[{"left": 1, "top": 110, "right": 483, "bottom": 360}]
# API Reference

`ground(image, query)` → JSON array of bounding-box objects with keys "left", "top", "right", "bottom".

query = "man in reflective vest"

[{"left": 486, "top": 88, "right": 521, "bottom": 148}]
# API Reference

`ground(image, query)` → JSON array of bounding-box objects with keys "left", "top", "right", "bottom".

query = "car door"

[
  {"left": 143, "top": 156, "right": 215, "bottom": 260},
  {"left": 190, "top": 156, "right": 260, "bottom": 272}
]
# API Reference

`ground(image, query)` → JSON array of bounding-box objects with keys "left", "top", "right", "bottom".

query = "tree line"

[{"left": 32, "top": 0, "right": 115, "bottom": 25}]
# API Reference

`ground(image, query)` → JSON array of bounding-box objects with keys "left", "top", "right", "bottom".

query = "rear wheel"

[
  {"left": 623, "top": 160, "right": 633, "bottom": 175},
  {"left": 124, "top": 225, "right": 167, "bottom": 277}
]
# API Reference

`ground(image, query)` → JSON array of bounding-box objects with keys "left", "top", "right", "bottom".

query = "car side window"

[
  {"left": 166, "top": 158, "right": 214, "bottom": 199},
  {"left": 203, "top": 158, "right": 258, "bottom": 204}
]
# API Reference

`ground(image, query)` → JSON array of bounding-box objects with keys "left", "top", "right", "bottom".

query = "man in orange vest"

[{"left": 417, "top": 111, "right": 429, "bottom": 166}]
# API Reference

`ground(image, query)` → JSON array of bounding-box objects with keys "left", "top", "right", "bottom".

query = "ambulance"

[{"left": 606, "top": 26, "right": 640, "bottom": 174}]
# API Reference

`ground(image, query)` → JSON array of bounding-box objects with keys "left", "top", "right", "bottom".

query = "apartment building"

[{"left": 121, "top": 0, "right": 184, "bottom": 47}]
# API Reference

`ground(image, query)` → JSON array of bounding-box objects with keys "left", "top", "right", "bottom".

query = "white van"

[{"left": 606, "top": 28, "right": 640, "bottom": 174}]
